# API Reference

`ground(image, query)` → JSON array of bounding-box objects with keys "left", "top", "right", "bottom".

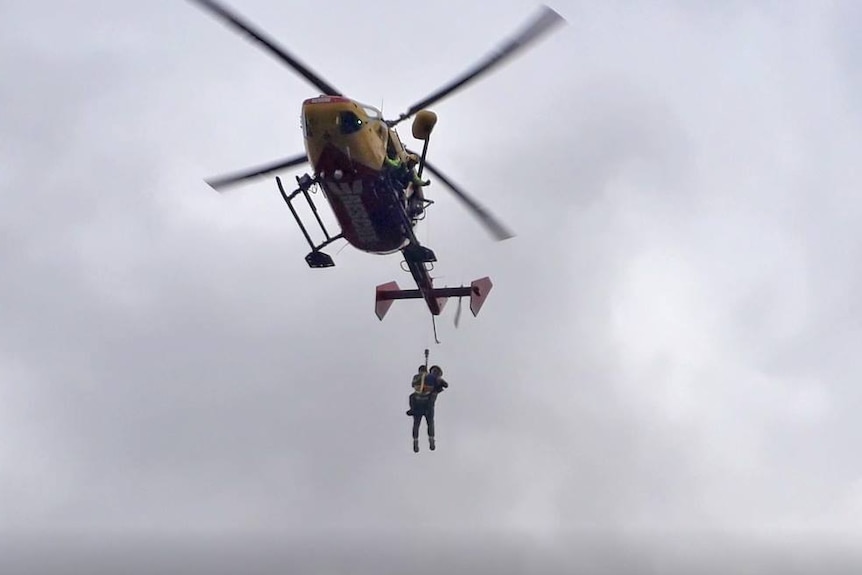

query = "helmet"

[{"left": 430, "top": 365, "right": 442, "bottom": 376}]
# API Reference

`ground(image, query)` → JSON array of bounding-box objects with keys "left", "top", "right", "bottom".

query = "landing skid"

[{"left": 276, "top": 175, "right": 342, "bottom": 268}]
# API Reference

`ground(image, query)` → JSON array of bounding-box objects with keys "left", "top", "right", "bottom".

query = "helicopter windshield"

[{"left": 337, "top": 110, "right": 363, "bottom": 135}]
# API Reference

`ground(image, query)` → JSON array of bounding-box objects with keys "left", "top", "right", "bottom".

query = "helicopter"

[{"left": 189, "top": 0, "right": 565, "bottom": 321}]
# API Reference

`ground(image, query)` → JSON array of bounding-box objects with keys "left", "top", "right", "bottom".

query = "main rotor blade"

[
  {"left": 205, "top": 154, "right": 309, "bottom": 191},
  {"left": 188, "top": 0, "right": 342, "bottom": 96},
  {"left": 390, "top": 5, "right": 565, "bottom": 126},
  {"left": 414, "top": 155, "right": 515, "bottom": 241}
]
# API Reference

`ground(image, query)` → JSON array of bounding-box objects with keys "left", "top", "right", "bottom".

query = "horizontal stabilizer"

[{"left": 374, "top": 277, "right": 494, "bottom": 320}]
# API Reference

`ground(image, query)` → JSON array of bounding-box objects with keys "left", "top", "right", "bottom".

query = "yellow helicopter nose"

[{"left": 302, "top": 96, "right": 388, "bottom": 171}]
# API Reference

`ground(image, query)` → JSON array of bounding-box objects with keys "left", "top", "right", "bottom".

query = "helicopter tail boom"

[{"left": 375, "top": 277, "right": 493, "bottom": 320}]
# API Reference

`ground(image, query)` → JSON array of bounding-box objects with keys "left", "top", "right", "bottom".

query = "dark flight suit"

[{"left": 410, "top": 372, "right": 448, "bottom": 450}]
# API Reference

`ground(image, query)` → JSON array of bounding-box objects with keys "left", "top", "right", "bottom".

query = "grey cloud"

[{"left": 2, "top": 0, "right": 862, "bottom": 562}]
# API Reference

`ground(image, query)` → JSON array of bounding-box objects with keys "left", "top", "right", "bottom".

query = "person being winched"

[{"left": 407, "top": 365, "right": 449, "bottom": 453}]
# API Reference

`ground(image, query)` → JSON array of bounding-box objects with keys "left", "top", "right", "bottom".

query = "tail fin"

[{"left": 469, "top": 277, "right": 493, "bottom": 317}]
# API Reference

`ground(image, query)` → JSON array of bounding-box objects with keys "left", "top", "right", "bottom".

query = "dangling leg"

[
  {"left": 407, "top": 181, "right": 429, "bottom": 218},
  {"left": 412, "top": 413, "right": 421, "bottom": 453},
  {"left": 427, "top": 404, "right": 436, "bottom": 451}
]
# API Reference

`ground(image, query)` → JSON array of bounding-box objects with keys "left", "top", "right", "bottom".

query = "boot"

[
  {"left": 429, "top": 437, "right": 436, "bottom": 451},
  {"left": 413, "top": 439, "right": 419, "bottom": 453}
]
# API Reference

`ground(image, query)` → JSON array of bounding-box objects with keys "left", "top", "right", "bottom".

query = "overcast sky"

[{"left": 2, "top": 0, "right": 862, "bottom": 572}]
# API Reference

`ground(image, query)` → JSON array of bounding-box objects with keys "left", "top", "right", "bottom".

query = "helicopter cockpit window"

[{"left": 338, "top": 111, "right": 363, "bottom": 135}]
